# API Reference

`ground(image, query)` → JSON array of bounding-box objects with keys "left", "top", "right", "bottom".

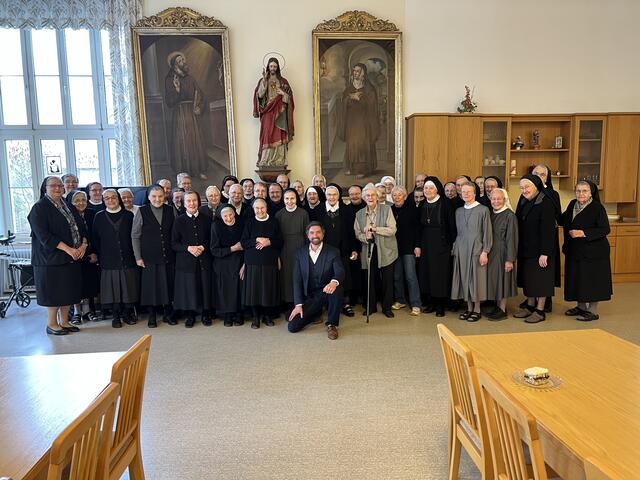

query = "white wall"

[{"left": 143, "top": 0, "right": 639, "bottom": 184}]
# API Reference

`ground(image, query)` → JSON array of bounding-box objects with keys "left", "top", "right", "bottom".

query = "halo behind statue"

[{"left": 263, "top": 52, "right": 286, "bottom": 70}]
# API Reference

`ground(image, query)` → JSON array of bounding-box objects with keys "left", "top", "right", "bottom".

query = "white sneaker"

[
  {"left": 391, "top": 302, "right": 407, "bottom": 310},
  {"left": 410, "top": 307, "right": 421, "bottom": 316}
]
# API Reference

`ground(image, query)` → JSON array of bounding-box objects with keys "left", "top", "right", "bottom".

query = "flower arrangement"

[{"left": 457, "top": 85, "right": 477, "bottom": 113}]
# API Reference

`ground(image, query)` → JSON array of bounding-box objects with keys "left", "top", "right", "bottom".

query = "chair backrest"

[
  {"left": 477, "top": 368, "right": 548, "bottom": 480},
  {"left": 47, "top": 382, "right": 120, "bottom": 480},
  {"left": 437, "top": 324, "right": 485, "bottom": 448},
  {"left": 107, "top": 335, "right": 152, "bottom": 468}
]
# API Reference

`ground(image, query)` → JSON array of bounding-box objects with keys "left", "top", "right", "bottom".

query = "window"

[{"left": 0, "top": 28, "right": 120, "bottom": 235}]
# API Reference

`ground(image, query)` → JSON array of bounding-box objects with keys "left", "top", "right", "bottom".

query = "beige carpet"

[{"left": 0, "top": 284, "right": 638, "bottom": 479}]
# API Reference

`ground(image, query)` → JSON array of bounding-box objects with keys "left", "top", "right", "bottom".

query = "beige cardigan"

[{"left": 354, "top": 203, "right": 399, "bottom": 268}]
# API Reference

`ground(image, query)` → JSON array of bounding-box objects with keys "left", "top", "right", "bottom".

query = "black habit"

[
  {"left": 210, "top": 214, "right": 244, "bottom": 315},
  {"left": 172, "top": 212, "right": 212, "bottom": 312},
  {"left": 561, "top": 199, "right": 612, "bottom": 302}
]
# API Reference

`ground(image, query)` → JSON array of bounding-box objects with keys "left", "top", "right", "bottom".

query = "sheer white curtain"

[{"left": 0, "top": 0, "right": 144, "bottom": 184}]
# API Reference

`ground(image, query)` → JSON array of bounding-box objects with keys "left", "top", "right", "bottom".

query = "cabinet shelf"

[
  {"left": 510, "top": 149, "right": 569, "bottom": 153},
  {"left": 510, "top": 174, "right": 569, "bottom": 179},
  {"left": 579, "top": 138, "right": 602, "bottom": 142},
  {"left": 483, "top": 140, "right": 506, "bottom": 144},
  {"left": 578, "top": 162, "right": 600, "bottom": 166}
]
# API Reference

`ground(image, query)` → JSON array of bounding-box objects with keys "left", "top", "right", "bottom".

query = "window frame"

[{"left": 0, "top": 27, "right": 117, "bottom": 238}]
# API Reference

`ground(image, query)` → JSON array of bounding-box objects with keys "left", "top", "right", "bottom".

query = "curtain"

[{"left": 0, "top": 0, "right": 144, "bottom": 184}]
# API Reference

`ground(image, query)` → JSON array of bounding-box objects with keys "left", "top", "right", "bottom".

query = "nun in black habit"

[
  {"left": 92, "top": 188, "right": 139, "bottom": 328},
  {"left": 418, "top": 176, "right": 457, "bottom": 316},
  {"left": 28, "top": 176, "right": 87, "bottom": 335},
  {"left": 210, "top": 205, "right": 245, "bottom": 327},
  {"left": 304, "top": 186, "right": 326, "bottom": 222},
  {"left": 172, "top": 191, "right": 213, "bottom": 327},
  {"left": 561, "top": 180, "right": 612, "bottom": 321},
  {"left": 241, "top": 198, "right": 283, "bottom": 329},
  {"left": 513, "top": 174, "right": 557, "bottom": 323},
  {"left": 532, "top": 163, "right": 562, "bottom": 312},
  {"left": 132, "top": 185, "right": 176, "bottom": 328}
]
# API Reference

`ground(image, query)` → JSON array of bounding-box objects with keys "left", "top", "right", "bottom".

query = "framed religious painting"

[
  {"left": 312, "top": 11, "right": 403, "bottom": 188},
  {"left": 133, "top": 7, "right": 237, "bottom": 194}
]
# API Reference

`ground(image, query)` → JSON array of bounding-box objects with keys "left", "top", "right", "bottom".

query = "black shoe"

[
  {"left": 251, "top": 317, "right": 260, "bottom": 329},
  {"left": 224, "top": 318, "right": 233, "bottom": 327},
  {"left": 435, "top": 307, "right": 445, "bottom": 317},
  {"left": 112, "top": 317, "right": 122, "bottom": 328},
  {"left": 168, "top": 314, "right": 178, "bottom": 325},
  {"left": 234, "top": 317, "right": 245, "bottom": 326},
  {"left": 61, "top": 324, "right": 80, "bottom": 332},
  {"left": 70, "top": 314, "right": 82, "bottom": 325},
  {"left": 576, "top": 311, "right": 599, "bottom": 322},
  {"left": 46, "top": 326, "right": 68, "bottom": 335},
  {"left": 383, "top": 310, "right": 394, "bottom": 318},
  {"left": 148, "top": 313, "right": 157, "bottom": 328},
  {"left": 487, "top": 308, "right": 507, "bottom": 321},
  {"left": 263, "top": 315, "right": 275, "bottom": 327},
  {"left": 341, "top": 305, "right": 355, "bottom": 317},
  {"left": 565, "top": 307, "right": 585, "bottom": 316},
  {"left": 362, "top": 308, "right": 378, "bottom": 316},
  {"left": 185, "top": 316, "right": 195, "bottom": 328},
  {"left": 202, "top": 316, "right": 213, "bottom": 326},
  {"left": 422, "top": 305, "right": 435, "bottom": 313},
  {"left": 467, "top": 312, "right": 481, "bottom": 322},
  {"left": 82, "top": 312, "right": 97, "bottom": 322},
  {"left": 123, "top": 313, "right": 136, "bottom": 325}
]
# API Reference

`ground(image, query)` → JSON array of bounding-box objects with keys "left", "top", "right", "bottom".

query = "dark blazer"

[
  {"left": 28, "top": 197, "right": 88, "bottom": 267},
  {"left": 317, "top": 205, "right": 359, "bottom": 257},
  {"left": 172, "top": 212, "right": 212, "bottom": 272},
  {"left": 92, "top": 209, "right": 136, "bottom": 269},
  {"left": 561, "top": 200, "right": 610, "bottom": 260},
  {"left": 292, "top": 243, "right": 345, "bottom": 306}
]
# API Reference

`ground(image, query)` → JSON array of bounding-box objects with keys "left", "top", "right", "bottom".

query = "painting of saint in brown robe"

[
  {"left": 164, "top": 51, "right": 207, "bottom": 179},
  {"left": 338, "top": 63, "right": 380, "bottom": 178}
]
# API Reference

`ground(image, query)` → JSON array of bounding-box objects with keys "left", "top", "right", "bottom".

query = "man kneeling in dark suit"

[{"left": 288, "top": 221, "right": 345, "bottom": 339}]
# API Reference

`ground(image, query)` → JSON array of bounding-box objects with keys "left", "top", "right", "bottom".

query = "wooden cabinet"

[
  {"left": 405, "top": 115, "right": 449, "bottom": 183},
  {"left": 603, "top": 114, "right": 640, "bottom": 203},
  {"left": 573, "top": 116, "right": 606, "bottom": 187},
  {"left": 482, "top": 118, "right": 510, "bottom": 185},
  {"left": 614, "top": 234, "right": 640, "bottom": 274},
  {"left": 447, "top": 116, "right": 481, "bottom": 180}
]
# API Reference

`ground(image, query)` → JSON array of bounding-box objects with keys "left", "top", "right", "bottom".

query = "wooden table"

[
  {"left": 461, "top": 329, "right": 640, "bottom": 480},
  {"left": 0, "top": 351, "right": 122, "bottom": 480}
]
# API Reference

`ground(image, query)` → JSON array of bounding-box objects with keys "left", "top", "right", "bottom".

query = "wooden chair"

[
  {"left": 437, "top": 324, "right": 492, "bottom": 480},
  {"left": 47, "top": 382, "right": 120, "bottom": 480},
  {"left": 100, "top": 335, "right": 152, "bottom": 480},
  {"left": 477, "top": 368, "right": 548, "bottom": 480}
]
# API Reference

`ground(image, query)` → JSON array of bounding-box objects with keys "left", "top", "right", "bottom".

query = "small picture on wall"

[
  {"left": 313, "top": 11, "right": 403, "bottom": 188},
  {"left": 133, "top": 7, "right": 237, "bottom": 194}
]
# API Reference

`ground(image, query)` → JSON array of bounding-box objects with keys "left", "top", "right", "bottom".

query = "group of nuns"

[{"left": 28, "top": 165, "right": 612, "bottom": 335}]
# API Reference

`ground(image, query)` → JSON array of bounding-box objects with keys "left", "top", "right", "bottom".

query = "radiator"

[{"left": 0, "top": 244, "right": 32, "bottom": 296}]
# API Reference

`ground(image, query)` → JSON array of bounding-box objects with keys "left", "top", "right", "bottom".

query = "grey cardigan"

[{"left": 354, "top": 203, "right": 398, "bottom": 268}]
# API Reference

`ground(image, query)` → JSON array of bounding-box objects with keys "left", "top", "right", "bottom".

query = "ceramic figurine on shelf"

[
  {"left": 554, "top": 135, "right": 563, "bottom": 149},
  {"left": 532, "top": 129, "right": 540, "bottom": 149},
  {"left": 511, "top": 136, "right": 524, "bottom": 150}
]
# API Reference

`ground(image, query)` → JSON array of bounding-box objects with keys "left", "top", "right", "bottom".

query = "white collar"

[
  {"left": 106, "top": 206, "right": 121, "bottom": 213},
  {"left": 309, "top": 242, "right": 324, "bottom": 263},
  {"left": 464, "top": 201, "right": 480, "bottom": 209},
  {"left": 285, "top": 205, "right": 297, "bottom": 212},
  {"left": 222, "top": 191, "right": 230, "bottom": 199},
  {"left": 256, "top": 214, "right": 270, "bottom": 222},
  {"left": 186, "top": 210, "right": 199, "bottom": 218},
  {"left": 427, "top": 194, "right": 440, "bottom": 204},
  {"left": 326, "top": 201, "right": 339, "bottom": 213},
  {"left": 493, "top": 206, "right": 509, "bottom": 214},
  {"left": 89, "top": 200, "right": 103, "bottom": 205},
  {"left": 308, "top": 201, "right": 319, "bottom": 209}
]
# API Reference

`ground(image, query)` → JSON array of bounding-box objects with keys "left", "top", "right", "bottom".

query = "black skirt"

[
  {"left": 100, "top": 267, "right": 140, "bottom": 305},
  {"left": 34, "top": 263, "right": 82, "bottom": 307},
  {"left": 518, "top": 257, "right": 556, "bottom": 298},
  {"left": 242, "top": 264, "right": 279, "bottom": 307},
  {"left": 173, "top": 267, "right": 212, "bottom": 311},
  {"left": 212, "top": 254, "right": 243, "bottom": 314},
  {"left": 564, "top": 257, "right": 612, "bottom": 303},
  {"left": 80, "top": 261, "right": 100, "bottom": 299},
  {"left": 140, "top": 263, "right": 175, "bottom": 306}
]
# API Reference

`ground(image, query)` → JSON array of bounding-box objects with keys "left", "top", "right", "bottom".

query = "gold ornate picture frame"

[
  {"left": 312, "top": 11, "right": 402, "bottom": 187},
  {"left": 133, "top": 7, "right": 236, "bottom": 192}
]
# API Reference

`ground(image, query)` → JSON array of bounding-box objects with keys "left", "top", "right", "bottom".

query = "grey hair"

[{"left": 391, "top": 185, "right": 407, "bottom": 196}]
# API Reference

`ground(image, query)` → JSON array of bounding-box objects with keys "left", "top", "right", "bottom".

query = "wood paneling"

[
  {"left": 614, "top": 234, "right": 640, "bottom": 273},
  {"left": 603, "top": 115, "right": 640, "bottom": 203},
  {"left": 447, "top": 116, "right": 481, "bottom": 180}
]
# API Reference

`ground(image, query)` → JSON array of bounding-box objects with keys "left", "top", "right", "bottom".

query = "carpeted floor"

[{"left": 0, "top": 284, "right": 637, "bottom": 479}]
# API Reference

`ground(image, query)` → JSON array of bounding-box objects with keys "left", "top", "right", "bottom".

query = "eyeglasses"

[{"left": 46, "top": 184, "right": 64, "bottom": 189}]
